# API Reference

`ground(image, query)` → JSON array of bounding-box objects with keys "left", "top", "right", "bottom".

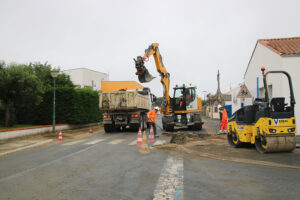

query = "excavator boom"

[{"left": 134, "top": 43, "right": 171, "bottom": 114}]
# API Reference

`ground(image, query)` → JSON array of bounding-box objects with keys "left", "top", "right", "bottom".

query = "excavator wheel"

[
  {"left": 188, "top": 124, "right": 202, "bottom": 131},
  {"left": 165, "top": 124, "right": 174, "bottom": 132},
  {"left": 227, "top": 131, "right": 242, "bottom": 148}
]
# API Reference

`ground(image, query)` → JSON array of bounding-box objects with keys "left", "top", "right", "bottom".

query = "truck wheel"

[
  {"left": 139, "top": 116, "right": 145, "bottom": 131},
  {"left": 143, "top": 115, "right": 147, "bottom": 130},
  {"left": 163, "top": 123, "right": 166, "bottom": 130},
  {"left": 104, "top": 124, "right": 112, "bottom": 133}
]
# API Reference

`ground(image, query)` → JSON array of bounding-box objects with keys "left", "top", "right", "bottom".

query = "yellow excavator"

[
  {"left": 134, "top": 43, "right": 203, "bottom": 131},
  {"left": 227, "top": 67, "right": 296, "bottom": 153}
]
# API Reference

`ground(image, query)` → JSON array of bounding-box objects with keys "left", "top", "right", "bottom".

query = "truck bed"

[{"left": 99, "top": 90, "right": 150, "bottom": 111}]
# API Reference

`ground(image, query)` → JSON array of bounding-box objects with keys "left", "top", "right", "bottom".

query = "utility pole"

[{"left": 51, "top": 69, "right": 59, "bottom": 133}]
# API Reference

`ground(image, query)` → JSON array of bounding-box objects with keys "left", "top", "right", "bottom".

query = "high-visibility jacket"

[
  {"left": 222, "top": 109, "right": 228, "bottom": 121},
  {"left": 147, "top": 110, "right": 157, "bottom": 123}
]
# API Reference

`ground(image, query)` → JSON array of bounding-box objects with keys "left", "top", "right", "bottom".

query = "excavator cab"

[{"left": 172, "top": 85, "right": 195, "bottom": 111}]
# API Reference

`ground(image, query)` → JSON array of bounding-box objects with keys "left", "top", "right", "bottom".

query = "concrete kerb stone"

[
  {"left": 296, "top": 135, "right": 300, "bottom": 148},
  {"left": 0, "top": 122, "right": 101, "bottom": 141}
]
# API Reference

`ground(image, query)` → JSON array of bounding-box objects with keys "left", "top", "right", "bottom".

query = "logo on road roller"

[{"left": 273, "top": 119, "right": 288, "bottom": 125}]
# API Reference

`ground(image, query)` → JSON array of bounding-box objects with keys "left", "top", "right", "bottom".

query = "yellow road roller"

[{"left": 227, "top": 67, "right": 296, "bottom": 153}]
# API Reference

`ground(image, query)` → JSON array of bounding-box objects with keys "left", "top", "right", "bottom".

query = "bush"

[{"left": 35, "top": 87, "right": 101, "bottom": 125}]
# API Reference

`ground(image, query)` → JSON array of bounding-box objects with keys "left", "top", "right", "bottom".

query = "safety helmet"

[{"left": 154, "top": 106, "right": 159, "bottom": 110}]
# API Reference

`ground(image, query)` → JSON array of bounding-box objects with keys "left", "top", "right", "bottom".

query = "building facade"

[
  {"left": 244, "top": 36, "right": 300, "bottom": 135},
  {"left": 63, "top": 68, "right": 109, "bottom": 90}
]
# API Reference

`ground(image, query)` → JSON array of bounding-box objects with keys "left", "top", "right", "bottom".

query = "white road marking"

[
  {"left": 0, "top": 142, "right": 100, "bottom": 183},
  {"left": 85, "top": 138, "right": 106, "bottom": 145},
  {"left": 108, "top": 139, "right": 125, "bottom": 145},
  {"left": 128, "top": 140, "right": 137, "bottom": 145},
  {"left": 0, "top": 139, "right": 53, "bottom": 157},
  {"left": 153, "top": 155, "right": 184, "bottom": 200},
  {"left": 63, "top": 140, "right": 85, "bottom": 146},
  {"left": 153, "top": 139, "right": 167, "bottom": 146}
]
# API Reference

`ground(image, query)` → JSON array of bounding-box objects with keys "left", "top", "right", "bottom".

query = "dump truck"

[{"left": 99, "top": 81, "right": 155, "bottom": 133}]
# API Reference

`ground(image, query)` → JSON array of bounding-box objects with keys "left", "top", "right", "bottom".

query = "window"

[
  {"left": 188, "top": 88, "right": 196, "bottom": 101},
  {"left": 174, "top": 88, "right": 184, "bottom": 98}
]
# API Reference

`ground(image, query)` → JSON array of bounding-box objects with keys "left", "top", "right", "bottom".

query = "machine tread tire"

[
  {"left": 165, "top": 124, "right": 174, "bottom": 132},
  {"left": 227, "top": 132, "right": 243, "bottom": 148},
  {"left": 104, "top": 124, "right": 113, "bottom": 133}
]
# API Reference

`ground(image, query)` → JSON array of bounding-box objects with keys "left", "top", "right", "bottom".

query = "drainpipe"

[{"left": 257, "top": 77, "right": 259, "bottom": 98}]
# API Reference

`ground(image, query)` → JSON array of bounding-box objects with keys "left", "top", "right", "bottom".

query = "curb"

[{"left": 0, "top": 122, "right": 101, "bottom": 141}]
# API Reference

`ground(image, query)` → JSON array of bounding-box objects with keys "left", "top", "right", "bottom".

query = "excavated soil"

[{"left": 156, "top": 124, "right": 300, "bottom": 170}]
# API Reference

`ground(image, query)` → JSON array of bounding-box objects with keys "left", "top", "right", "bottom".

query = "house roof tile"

[{"left": 258, "top": 37, "right": 300, "bottom": 55}]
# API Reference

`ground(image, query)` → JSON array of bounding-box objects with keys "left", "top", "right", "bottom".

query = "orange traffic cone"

[
  {"left": 136, "top": 127, "right": 143, "bottom": 146},
  {"left": 139, "top": 131, "right": 150, "bottom": 153},
  {"left": 148, "top": 125, "right": 155, "bottom": 143},
  {"left": 89, "top": 127, "right": 93, "bottom": 134},
  {"left": 58, "top": 130, "right": 63, "bottom": 141}
]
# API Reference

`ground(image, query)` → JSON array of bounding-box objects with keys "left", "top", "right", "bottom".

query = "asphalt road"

[{"left": 0, "top": 115, "right": 300, "bottom": 200}]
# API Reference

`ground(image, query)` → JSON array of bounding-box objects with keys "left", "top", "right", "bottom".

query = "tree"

[
  {"left": 0, "top": 63, "right": 43, "bottom": 126},
  {"left": 153, "top": 97, "right": 164, "bottom": 107},
  {"left": 14, "top": 62, "right": 74, "bottom": 124},
  {"left": 28, "top": 62, "right": 74, "bottom": 90}
]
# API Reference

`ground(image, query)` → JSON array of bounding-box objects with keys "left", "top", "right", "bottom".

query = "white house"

[
  {"left": 244, "top": 36, "right": 300, "bottom": 135},
  {"left": 230, "top": 84, "right": 253, "bottom": 114},
  {"left": 63, "top": 68, "right": 109, "bottom": 90}
]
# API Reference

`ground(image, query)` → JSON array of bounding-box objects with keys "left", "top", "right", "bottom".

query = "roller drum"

[{"left": 256, "top": 134, "right": 296, "bottom": 153}]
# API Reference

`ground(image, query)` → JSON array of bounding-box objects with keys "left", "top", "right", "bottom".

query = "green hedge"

[{"left": 35, "top": 87, "right": 101, "bottom": 125}]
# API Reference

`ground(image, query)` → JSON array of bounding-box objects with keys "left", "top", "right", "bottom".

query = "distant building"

[
  {"left": 63, "top": 68, "right": 108, "bottom": 90},
  {"left": 244, "top": 36, "right": 300, "bottom": 135}
]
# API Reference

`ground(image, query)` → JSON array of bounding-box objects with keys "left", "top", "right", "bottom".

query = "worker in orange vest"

[
  {"left": 147, "top": 107, "right": 159, "bottom": 137},
  {"left": 219, "top": 107, "right": 228, "bottom": 134}
]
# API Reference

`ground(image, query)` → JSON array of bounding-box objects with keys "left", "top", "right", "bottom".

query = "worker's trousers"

[
  {"left": 148, "top": 122, "right": 157, "bottom": 136},
  {"left": 220, "top": 119, "right": 227, "bottom": 132}
]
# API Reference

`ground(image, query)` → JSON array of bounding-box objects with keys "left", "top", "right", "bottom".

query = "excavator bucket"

[{"left": 134, "top": 56, "right": 155, "bottom": 83}]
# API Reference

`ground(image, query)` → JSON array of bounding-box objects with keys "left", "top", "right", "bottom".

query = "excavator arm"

[{"left": 134, "top": 43, "right": 172, "bottom": 115}]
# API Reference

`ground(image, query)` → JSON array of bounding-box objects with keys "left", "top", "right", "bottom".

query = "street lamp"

[{"left": 51, "top": 69, "right": 59, "bottom": 133}]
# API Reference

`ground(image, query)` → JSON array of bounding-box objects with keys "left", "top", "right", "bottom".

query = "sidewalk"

[{"left": 0, "top": 123, "right": 100, "bottom": 141}]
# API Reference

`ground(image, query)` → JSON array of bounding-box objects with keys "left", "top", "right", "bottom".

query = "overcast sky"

[{"left": 1, "top": 0, "right": 300, "bottom": 97}]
